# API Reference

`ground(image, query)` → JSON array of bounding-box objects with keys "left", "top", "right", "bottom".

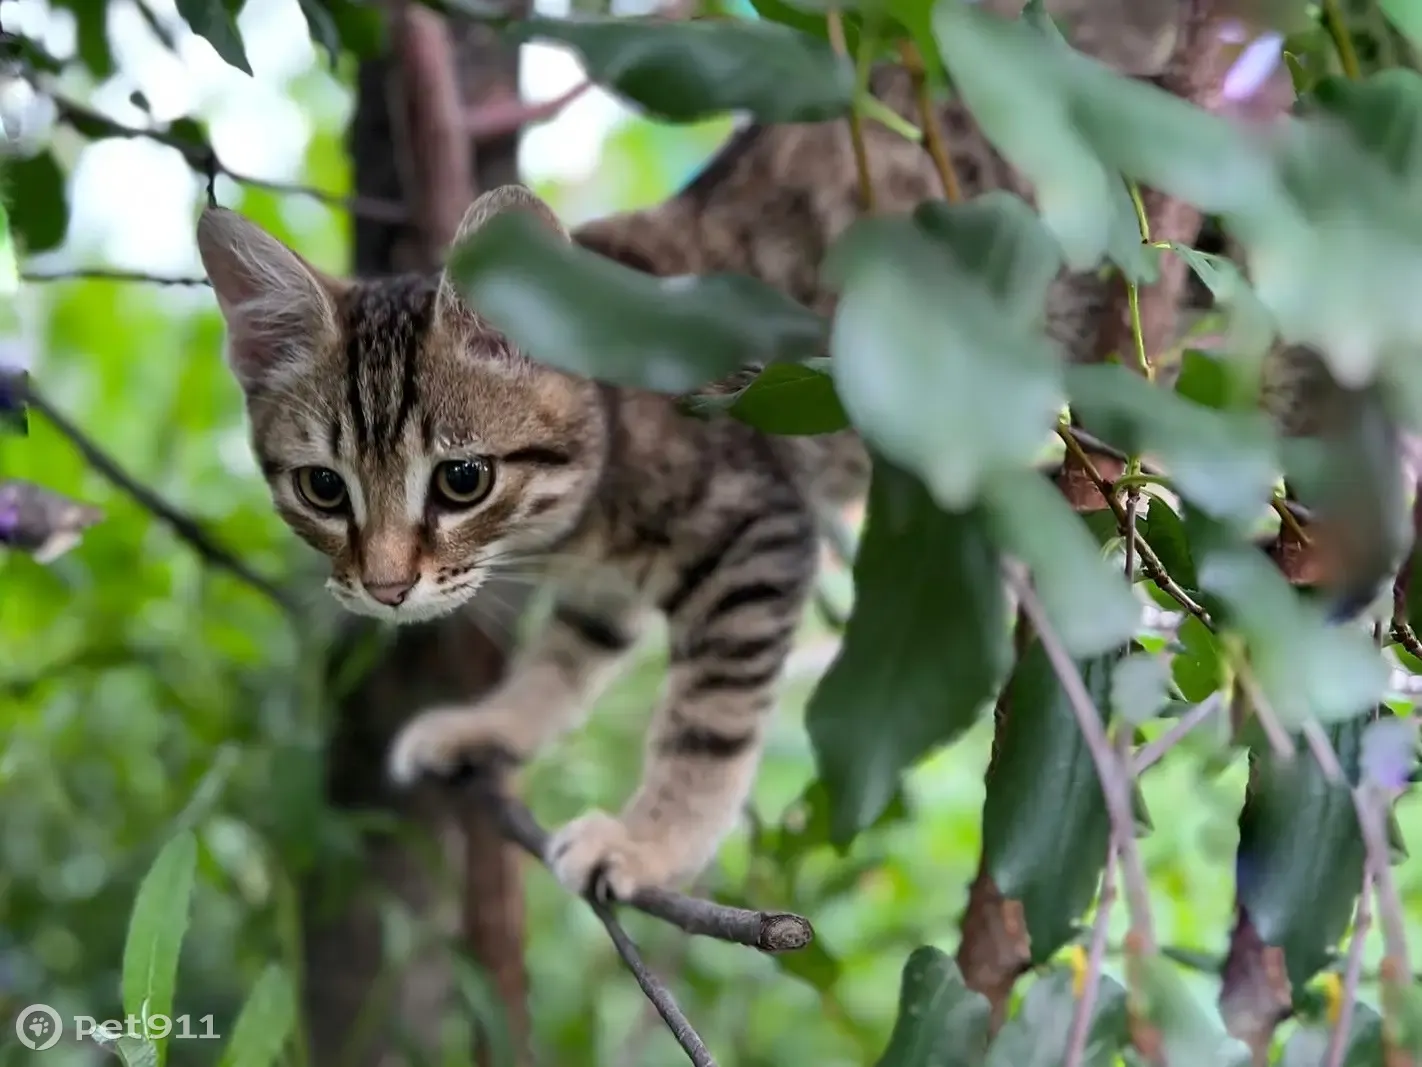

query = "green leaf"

[
  {"left": 451, "top": 957, "right": 515, "bottom": 1067},
  {"left": 983, "top": 471, "right": 1138, "bottom": 657},
  {"left": 296, "top": 0, "right": 343, "bottom": 64},
  {"left": 0, "top": 200, "right": 16, "bottom": 296},
  {"left": 448, "top": 211, "right": 825, "bottom": 392},
  {"left": 109, "top": 1038, "right": 159, "bottom": 1067},
  {"left": 981, "top": 642, "right": 1111, "bottom": 964},
  {"left": 1171, "top": 615, "right": 1222, "bottom": 703},
  {"left": 1236, "top": 716, "right": 1366, "bottom": 989},
  {"left": 1134, "top": 956, "right": 1253, "bottom": 1067},
  {"left": 1018, "top": 1, "right": 1156, "bottom": 283},
  {"left": 1279, "top": 1004, "right": 1383, "bottom": 1067},
  {"left": 768, "top": 779, "right": 911, "bottom": 865},
  {"left": 217, "top": 965, "right": 295, "bottom": 1067},
  {"left": 1163, "top": 244, "right": 1275, "bottom": 360},
  {"left": 174, "top": 0, "right": 253, "bottom": 74},
  {"left": 985, "top": 970, "right": 1127, "bottom": 1067},
  {"left": 1111, "top": 651, "right": 1172, "bottom": 724},
  {"left": 122, "top": 831, "right": 198, "bottom": 1058},
  {"left": 683, "top": 359, "right": 850, "bottom": 435},
  {"left": 1069, "top": 364, "right": 1277, "bottom": 525},
  {"left": 6, "top": 151, "right": 68, "bottom": 253},
  {"left": 1137, "top": 500, "right": 1197, "bottom": 591},
  {"left": 874, "top": 947, "right": 991, "bottom": 1067},
  {"left": 1380, "top": 0, "right": 1422, "bottom": 51},
  {"left": 52, "top": 0, "right": 115, "bottom": 78},
  {"left": 932, "top": 2, "right": 1252, "bottom": 271},
  {"left": 511, "top": 17, "right": 853, "bottom": 123},
  {"left": 807, "top": 461, "right": 1007, "bottom": 844},
  {"left": 826, "top": 194, "right": 1064, "bottom": 511},
  {"left": 1193, "top": 531, "right": 1388, "bottom": 727}
]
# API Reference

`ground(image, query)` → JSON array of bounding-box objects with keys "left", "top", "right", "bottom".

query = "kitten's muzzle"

[{"left": 363, "top": 577, "right": 416, "bottom": 606}]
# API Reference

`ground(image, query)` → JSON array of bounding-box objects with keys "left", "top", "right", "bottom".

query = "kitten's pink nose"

[{"left": 363, "top": 578, "right": 414, "bottom": 606}]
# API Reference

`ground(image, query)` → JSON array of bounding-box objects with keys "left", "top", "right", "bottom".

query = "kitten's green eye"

[
  {"left": 432, "top": 459, "right": 494, "bottom": 508},
  {"left": 294, "top": 467, "right": 349, "bottom": 512}
]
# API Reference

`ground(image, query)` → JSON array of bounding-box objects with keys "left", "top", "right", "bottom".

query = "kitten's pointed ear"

[
  {"left": 196, "top": 206, "right": 342, "bottom": 391},
  {"left": 436, "top": 185, "right": 569, "bottom": 319}
]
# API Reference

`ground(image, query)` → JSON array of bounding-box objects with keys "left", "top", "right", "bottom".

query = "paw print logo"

[{"left": 15, "top": 1004, "right": 62, "bottom": 1051}]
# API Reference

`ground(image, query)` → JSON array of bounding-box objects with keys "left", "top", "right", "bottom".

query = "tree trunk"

[{"left": 302, "top": 9, "right": 533, "bottom": 1065}]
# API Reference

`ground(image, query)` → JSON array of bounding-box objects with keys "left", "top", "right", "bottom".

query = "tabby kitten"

[{"left": 195, "top": 185, "right": 870, "bottom": 899}]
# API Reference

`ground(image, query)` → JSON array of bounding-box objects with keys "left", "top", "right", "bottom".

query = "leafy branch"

[
  {"left": 31, "top": 86, "right": 409, "bottom": 223},
  {"left": 4, "top": 372, "right": 296, "bottom": 613}
]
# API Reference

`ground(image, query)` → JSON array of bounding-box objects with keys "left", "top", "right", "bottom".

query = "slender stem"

[
  {"left": 1056, "top": 425, "right": 1211, "bottom": 625},
  {"left": 898, "top": 41, "right": 961, "bottom": 202},
  {"left": 1272, "top": 494, "right": 1312, "bottom": 545},
  {"left": 1006, "top": 566, "right": 1157, "bottom": 952},
  {"left": 1131, "top": 693, "right": 1223, "bottom": 774},
  {"left": 483, "top": 785, "right": 815, "bottom": 952},
  {"left": 1301, "top": 723, "right": 1412, "bottom": 980},
  {"left": 1322, "top": 0, "right": 1362, "bottom": 80},
  {"left": 1063, "top": 842, "right": 1119, "bottom": 1067},
  {"left": 1324, "top": 868, "right": 1373, "bottom": 1067},
  {"left": 9, "top": 374, "right": 295, "bottom": 612},
  {"left": 35, "top": 85, "right": 407, "bottom": 222},
  {"left": 22, "top": 269, "right": 210, "bottom": 287},
  {"left": 1234, "top": 656, "right": 1298, "bottom": 762},
  {"left": 826, "top": 10, "right": 874, "bottom": 212},
  {"left": 590, "top": 901, "right": 717, "bottom": 1067}
]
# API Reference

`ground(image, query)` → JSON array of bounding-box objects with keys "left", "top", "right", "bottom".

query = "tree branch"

[
  {"left": 7, "top": 372, "right": 296, "bottom": 613},
  {"left": 1057, "top": 424, "right": 1211, "bottom": 625},
  {"left": 32, "top": 84, "right": 408, "bottom": 224},
  {"left": 1004, "top": 565, "right": 1156, "bottom": 953},
  {"left": 463, "top": 782, "right": 820, "bottom": 1067},
  {"left": 21, "top": 269, "right": 210, "bottom": 287},
  {"left": 486, "top": 787, "right": 814, "bottom": 952},
  {"left": 465, "top": 80, "right": 592, "bottom": 141}
]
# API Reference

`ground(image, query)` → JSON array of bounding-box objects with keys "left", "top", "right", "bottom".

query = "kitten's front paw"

[
  {"left": 547, "top": 811, "right": 683, "bottom": 901},
  {"left": 388, "top": 707, "right": 527, "bottom": 785}
]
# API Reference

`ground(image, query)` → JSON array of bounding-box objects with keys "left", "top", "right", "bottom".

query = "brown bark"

[{"left": 303, "top": 6, "right": 533, "bottom": 1065}]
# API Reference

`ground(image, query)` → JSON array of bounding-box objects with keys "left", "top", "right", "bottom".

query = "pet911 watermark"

[{"left": 14, "top": 1004, "right": 221, "bottom": 1051}]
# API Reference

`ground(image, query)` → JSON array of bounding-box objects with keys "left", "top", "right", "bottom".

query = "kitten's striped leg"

[
  {"left": 389, "top": 594, "right": 645, "bottom": 783},
  {"left": 548, "top": 505, "right": 817, "bottom": 899}
]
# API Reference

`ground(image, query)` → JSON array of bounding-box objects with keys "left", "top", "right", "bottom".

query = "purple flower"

[
  {"left": 1222, "top": 32, "right": 1286, "bottom": 104},
  {"left": 1361, "top": 717, "right": 1420, "bottom": 791}
]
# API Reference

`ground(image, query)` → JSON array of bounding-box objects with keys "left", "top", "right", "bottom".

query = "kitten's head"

[{"left": 197, "top": 187, "right": 606, "bottom": 623}]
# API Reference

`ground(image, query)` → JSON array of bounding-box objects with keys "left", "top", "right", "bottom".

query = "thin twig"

[
  {"left": 1131, "top": 693, "right": 1223, "bottom": 774},
  {"left": 1064, "top": 842, "right": 1119, "bottom": 1067},
  {"left": 898, "top": 41, "right": 961, "bottom": 202},
  {"left": 1234, "top": 659, "right": 1297, "bottom": 762},
  {"left": 466, "top": 80, "right": 592, "bottom": 141},
  {"left": 1057, "top": 425, "right": 1211, "bottom": 625},
  {"left": 1066, "top": 426, "right": 1317, "bottom": 526},
  {"left": 1324, "top": 868, "right": 1373, "bottom": 1067},
  {"left": 22, "top": 269, "right": 210, "bottom": 287},
  {"left": 487, "top": 788, "right": 815, "bottom": 953},
  {"left": 1271, "top": 494, "right": 1312, "bottom": 545},
  {"left": 1390, "top": 621, "right": 1422, "bottom": 662},
  {"left": 39, "top": 89, "right": 407, "bottom": 223},
  {"left": 1005, "top": 565, "right": 1157, "bottom": 952},
  {"left": 9, "top": 374, "right": 296, "bottom": 613},
  {"left": 1322, "top": 0, "right": 1362, "bottom": 80},
  {"left": 825, "top": 9, "right": 873, "bottom": 212},
  {"left": 589, "top": 900, "right": 716, "bottom": 1067},
  {"left": 1301, "top": 722, "right": 1413, "bottom": 981},
  {"left": 466, "top": 784, "right": 820, "bottom": 1067}
]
